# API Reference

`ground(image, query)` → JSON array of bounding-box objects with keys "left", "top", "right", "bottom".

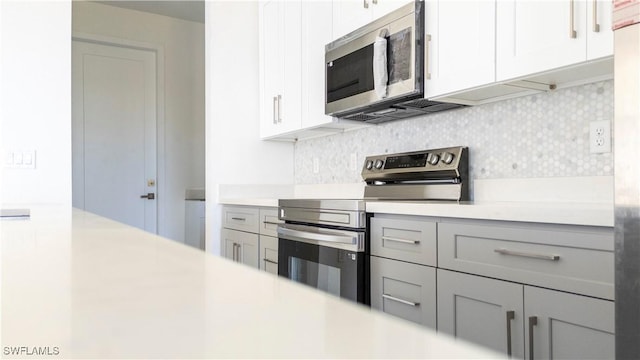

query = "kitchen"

[{"left": 1, "top": 0, "right": 638, "bottom": 358}]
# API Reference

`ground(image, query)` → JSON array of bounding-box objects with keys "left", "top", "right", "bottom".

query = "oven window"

[{"left": 289, "top": 257, "right": 341, "bottom": 296}]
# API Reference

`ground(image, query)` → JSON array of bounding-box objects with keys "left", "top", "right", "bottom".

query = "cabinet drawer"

[
  {"left": 370, "top": 215, "right": 437, "bottom": 266},
  {"left": 370, "top": 256, "right": 436, "bottom": 328},
  {"left": 438, "top": 220, "right": 614, "bottom": 300},
  {"left": 259, "top": 208, "right": 282, "bottom": 237},
  {"left": 222, "top": 206, "right": 259, "bottom": 233},
  {"left": 259, "top": 235, "right": 278, "bottom": 275}
]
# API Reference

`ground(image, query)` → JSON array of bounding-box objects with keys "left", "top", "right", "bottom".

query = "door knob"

[{"left": 140, "top": 193, "right": 155, "bottom": 200}]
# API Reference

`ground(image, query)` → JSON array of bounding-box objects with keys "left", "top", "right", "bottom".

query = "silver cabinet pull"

[
  {"left": 425, "top": 34, "right": 432, "bottom": 80},
  {"left": 277, "top": 94, "right": 282, "bottom": 123},
  {"left": 272, "top": 96, "right": 277, "bottom": 125},
  {"left": 494, "top": 248, "right": 560, "bottom": 261},
  {"left": 236, "top": 243, "right": 242, "bottom": 262},
  {"left": 232, "top": 243, "right": 237, "bottom": 262},
  {"left": 592, "top": 0, "right": 600, "bottom": 32},
  {"left": 263, "top": 258, "right": 278, "bottom": 265},
  {"left": 363, "top": 0, "right": 369, "bottom": 9},
  {"left": 231, "top": 217, "right": 246, "bottom": 222},
  {"left": 506, "top": 310, "right": 515, "bottom": 358},
  {"left": 263, "top": 221, "right": 281, "bottom": 226},
  {"left": 382, "top": 294, "right": 419, "bottom": 307},
  {"left": 569, "top": 0, "right": 577, "bottom": 38},
  {"left": 528, "top": 316, "right": 538, "bottom": 360},
  {"left": 381, "top": 236, "right": 420, "bottom": 245},
  {"left": 140, "top": 193, "right": 155, "bottom": 200}
]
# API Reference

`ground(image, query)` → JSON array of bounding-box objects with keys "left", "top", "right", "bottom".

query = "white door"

[{"left": 72, "top": 40, "right": 157, "bottom": 232}]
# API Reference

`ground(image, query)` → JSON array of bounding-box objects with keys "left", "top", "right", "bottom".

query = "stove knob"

[
  {"left": 441, "top": 152, "right": 455, "bottom": 165},
  {"left": 427, "top": 153, "right": 440, "bottom": 165},
  {"left": 374, "top": 159, "right": 384, "bottom": 169},
  {"left": 365, "top": 160, "right": 374, "bottom": 170}
]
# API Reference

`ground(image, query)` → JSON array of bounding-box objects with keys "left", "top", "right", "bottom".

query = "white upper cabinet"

[
  {"left": 496, "top": 0, "right": 612, "bottom": 81},
  {"left": 333, "top": 0, "right": 413, "bottom": 39},
  {"left": 587, "top": 0, "right": 613, "bottom": 60},
  {"left": 424, "top": 0, "right": 496, "bottom": 99},
  {"left": 259, "top": 1, "right": 302, "bottom": 139},
  {"left": 301, "top": 1, "right": 334, "bottom": 130}
]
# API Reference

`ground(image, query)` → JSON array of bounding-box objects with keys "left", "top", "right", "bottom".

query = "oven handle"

[{"left": 277, "top": 223, "right": 361, "bottom": 247}]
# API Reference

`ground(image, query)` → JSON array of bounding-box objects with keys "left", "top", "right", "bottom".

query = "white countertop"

[{"left": 1, "top": 207, "right": 500, "bottom": 359}]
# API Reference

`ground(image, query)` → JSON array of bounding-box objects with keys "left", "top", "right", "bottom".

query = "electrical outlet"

[
  {"left": 590, "top": 120, "right": 611, "bottom": 154},
  {"left": 350, "top": 153, "right": 358, "bottom": 171}
]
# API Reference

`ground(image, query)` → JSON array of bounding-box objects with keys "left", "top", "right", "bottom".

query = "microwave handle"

[{"left": 373, "top": 29, "right": 388, "bottom": 99}]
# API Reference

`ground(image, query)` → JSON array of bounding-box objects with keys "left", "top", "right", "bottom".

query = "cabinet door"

[
  {"left": 259, "top": 207, "right": 281, "bottom": 237},
  {"left": 524, "top": 286, "right": 614, "bottom": 360},
  {"left": 332, "top": 0, "right": 372, "bottom": 39},
  {"left": 259, "top": 235, "right": 279, "bottom": 274},
  {"left": 370, "top": 256, "right": 436, "bottom": 328},
  {"left": 259, "top": 0, "right": 282, "bottom": 138},
  {"left": 371, "top": 0, "right": 412, "bottom": 20},
  {"left": 586, "top": 0, "right": 613, "bottom": 60},
  {"left": 437, "top": 269, "right": 525, "bottom": 359},
  {"left": 301, "top": 1, "right": 334, "bottom": 129},
  {"left": 222, "top": 228, "right": 259, "bottom": 269},
  {"left": 496, "top": 0, "right": 587, "bottom": 81},
  {"left": 238, "top": 231, "right": 260, "bottom": 269},
  {"left": 259, "top": 1, "right": 301, "bottom": 138},
  {"left": 424, "top": 0, "right": 496, "bottom": 99}
]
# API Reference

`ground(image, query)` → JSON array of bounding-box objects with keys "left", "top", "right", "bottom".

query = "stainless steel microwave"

[{"left": 325, "top": 1, "right": 463, "bottom": 123}]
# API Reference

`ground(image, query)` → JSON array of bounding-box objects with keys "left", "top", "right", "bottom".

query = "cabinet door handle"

[
  {"left": 528, "top": 316, "right": 538, "bottom": 360},
  {"left": 263, "top": 258, "right": 278, "bottom": 265},
  {"left": 363, "top": 0, "right": 369, "bottom": 9},
  {"left": 237, "top": 243, "right": 242, "bottom": 262},
  {"left": 424, "top": 34, "right": 432, "bottom": 80},
  {"left": 272, "top": 96, "right": 277, "bottom": 124},
  {"left": 381, "top": 236, "right": 420, "bottom": 245},
  {"left": 506, "top": 310, "right": 515, "bottom": 358},
  {"left": 277, "top": 94, "right": 282, "bottom": 123},
  {"left": 231, "top": 217, "right": 246, "bottom": 222},
  {"left": 382, "top": 293, "right": 420, "bottom": 307},
  {"left": 494, "top": 248, "right": 560, "bottom": 261},
  {"left": 569, "top": 0, "right": 577, "bottom": 38},
  {"left": 592, "top": 0, "right": 600, "bottom": 32},
  {"left": 263, "top": 221, "right": 281, "bottom": 226},
  {"left": 232, "top": 243, "right": 237, "bottom": 262}
]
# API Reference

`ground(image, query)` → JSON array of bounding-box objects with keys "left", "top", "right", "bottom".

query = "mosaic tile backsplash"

[{"left": 294, "top": 80, "right": 614, "bottom": 197}]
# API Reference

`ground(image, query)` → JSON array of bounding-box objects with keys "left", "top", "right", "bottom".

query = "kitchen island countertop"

[{"left": 1, "top": 206, "right": 500, "bottom": 359}]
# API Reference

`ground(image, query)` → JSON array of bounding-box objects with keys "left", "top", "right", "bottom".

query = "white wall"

[
  {"left": 72, "top": 2, "right": 205, "bottom": 242},
  {"left": 1, "top": 1, "right": 72, "bottom": 206},
  {"left": 205, "top": 1, "right": 294, "bottom": 255}
]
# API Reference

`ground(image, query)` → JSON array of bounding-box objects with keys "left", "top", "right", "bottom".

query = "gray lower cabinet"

[
  {"left": 525, "top": 286, "right": 614, "bottom": 360},
  {"left": 221, "top": 206, "right": 281, "bottom": 272},
  {"left": 259, "top": 235, "right": 278, "bottom": 274},
  {"left": 437, "top": 269, "right": 525, "bottom": 358},
  {"left": 437, "top": 269, "right": 614, "bottom": 359},
  {"left": 370, "top": 255, "right": 436, "bottom": 328},
  {"left": 222, "top": 228, "right": 259, "bottom": 269}
]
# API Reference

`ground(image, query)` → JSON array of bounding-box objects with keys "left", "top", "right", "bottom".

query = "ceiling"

[{"left": 95, "top": 1, "right": 205, "bottom": 23}]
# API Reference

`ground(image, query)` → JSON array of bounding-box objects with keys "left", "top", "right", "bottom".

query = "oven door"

[{"left": 277, "top": 223, "right": 368, "bottom": 304}]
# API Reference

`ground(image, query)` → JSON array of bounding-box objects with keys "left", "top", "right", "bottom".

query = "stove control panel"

[{"left": 361, "top": 146, "right": 468, "bottom": 180}]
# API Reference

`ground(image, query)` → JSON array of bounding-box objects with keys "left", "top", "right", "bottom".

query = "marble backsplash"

[{"left": 294, "top": 80, "right": 614, "bottom": 198}]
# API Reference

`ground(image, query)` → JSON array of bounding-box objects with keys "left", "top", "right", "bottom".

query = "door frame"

[{"left": 72, "top": 32, "right": 166, "bottom": 234}]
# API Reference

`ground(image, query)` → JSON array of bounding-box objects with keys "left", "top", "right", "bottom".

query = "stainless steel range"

[{"left": 277, "top": 146, "right": 469, "bottom": 304}]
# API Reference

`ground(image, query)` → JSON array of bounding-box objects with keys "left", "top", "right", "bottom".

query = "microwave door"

[{"left": 326, "top": 44, "right": 375, "bottom": 115}]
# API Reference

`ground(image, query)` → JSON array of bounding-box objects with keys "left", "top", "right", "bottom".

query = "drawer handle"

[
  {"left": 263, "top": 258, "right": 278, "bottom": 265},
  {"left": 382, "top": 293, "right": 419, "bottom": 307},
  {"left": 263, "top": 221, "right": 281, "bottom": 225},
  {"left": 231, "top": 217, "right": 246, "bottom": 222},
  {"left": 381, "top": 236, "right": 420, "bottom": 245},
  {"left": 494, "top": 248, "right": 560, "bottom": 261}
]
